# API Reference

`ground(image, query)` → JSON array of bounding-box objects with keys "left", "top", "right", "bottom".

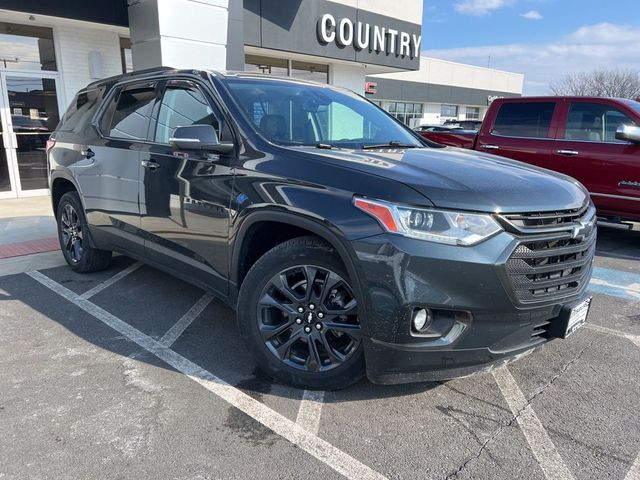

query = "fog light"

[{"left": 412, "top": 308, "right": 432, "bottom": 332}]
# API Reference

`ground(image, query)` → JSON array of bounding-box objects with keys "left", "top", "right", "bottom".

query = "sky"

[{"left": 421, "top": 0, "right": 640, "bottom": 94}]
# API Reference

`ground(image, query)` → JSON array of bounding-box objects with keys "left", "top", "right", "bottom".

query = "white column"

[
  {"left": 128, "top": 0, "right": 229, "bottom": 71},
  {"left": 330, "top": 63, "right": 366, "bottom": 94}
]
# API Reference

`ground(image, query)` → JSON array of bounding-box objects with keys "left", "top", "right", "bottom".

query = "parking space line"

[
  {"left": 295, "top": 389, "right": 325, "bottom": 435},
  {"left": 26, "top": 271, "right": 388, "bottom": 480},
  {"left": 159, "top": 292, "right": 215, "bottom": 347},
  {"left": 626, "top": 452, "right": 640, "bottom": 480},
  {"left": 492, "top": 367, "right": 575, "bottom": 480},
  {"left": 79, "top": 261, "right": 143, "bottom": 299},
  {"left": 589, "top": 267, "right": 640, "bottom": 302},
  {"left": 585, "top": 324, "right": 640, "bottom": 348}
]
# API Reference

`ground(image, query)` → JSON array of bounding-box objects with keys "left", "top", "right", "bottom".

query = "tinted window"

[
  {"left": 492, "top": 102, "right": 556, "bottom": 138},
  {"left": 564, "top": 102, "right": 638, "bottom": 143},
  {"left": 154, "top": 86, "right": 219, "bottom": 144},
  {"left": 224, "top": 78, "right": 421, "bottom": 149},
  {"left": 58, "top": 88, "right": 103, "bottom": 133},
  {"left": 105, "top": 86, "right": 156, "bottom": 140}
]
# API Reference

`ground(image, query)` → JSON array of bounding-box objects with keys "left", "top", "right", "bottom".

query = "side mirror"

[
  {"left": 169, "top": 125, "right": 234, "bottom": 154},
  {"left": 615, "top": 125, "right": 640, "bottom": 144}
]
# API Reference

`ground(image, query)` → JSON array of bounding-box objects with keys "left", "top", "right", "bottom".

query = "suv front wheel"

[{"left": 238, "top": 236, "right": 364, "bottom": 390}]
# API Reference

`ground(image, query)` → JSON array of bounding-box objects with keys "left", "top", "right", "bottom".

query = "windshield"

[{"left": 223, "top": 77, "right": 423, "bottom": 149}]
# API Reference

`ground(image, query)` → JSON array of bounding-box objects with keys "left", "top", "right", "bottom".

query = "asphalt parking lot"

[{"left": 1, "top": 225, "right": 639, "bottom": 480}]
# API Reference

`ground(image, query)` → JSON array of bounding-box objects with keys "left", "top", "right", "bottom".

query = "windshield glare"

[{"left": 223, "top": 78, "right": 423, "bottom": 149}]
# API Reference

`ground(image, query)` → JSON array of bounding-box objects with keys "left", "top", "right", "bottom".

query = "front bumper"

[{"left": 350, "top": 231, "right": 592, "bottom": 385}]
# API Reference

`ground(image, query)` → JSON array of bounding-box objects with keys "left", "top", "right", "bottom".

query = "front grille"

[
  {"left": 501, "top": 203, "right": 590, "bottom": 233},
  {"left": 501, "top": 203, "right": 596, "bottom": 304}
]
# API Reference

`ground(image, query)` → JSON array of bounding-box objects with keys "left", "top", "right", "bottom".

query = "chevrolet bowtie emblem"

[{"left": 571, "top": 220, "right": 592, "bottom": 239}]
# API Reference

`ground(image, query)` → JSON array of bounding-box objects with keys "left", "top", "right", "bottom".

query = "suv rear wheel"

[
  {"left": 56, "top": 191, "right": 112, "bottom": 273},
  {"left": 238, "top": 236, "right": 364, "bottom": 390}
]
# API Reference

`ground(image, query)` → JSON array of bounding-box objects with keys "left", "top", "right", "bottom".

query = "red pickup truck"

[{"left": 420, "top": 97, "right": 640, "bottom": 223}]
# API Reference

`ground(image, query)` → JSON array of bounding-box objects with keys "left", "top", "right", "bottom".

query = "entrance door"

[{"left": 0, "top": 73, "right": 61, "bottom": 197}]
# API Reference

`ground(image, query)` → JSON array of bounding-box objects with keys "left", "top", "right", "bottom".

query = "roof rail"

[{"left": 85, "top": 66, "right": 175, "bottom": 89}]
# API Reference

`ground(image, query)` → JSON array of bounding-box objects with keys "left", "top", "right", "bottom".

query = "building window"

[
  {"left": 441, "top": 104, "right": 458, "bottom": 118},
  {"left": 0, "top": 22, "right": 56, "bottom": 71},
  {"left": 120, "top": 37, "right": 132, "bottom": 73},
  {"left": 465, "top": 107, "right": 480, "bottom": 120},
  {"left": 291, "top": 61, "right": 328, "bottom": 83},
  {"left": 245, "top": 55, "right": 288, "bottom": 76},
  {"left": 386, "top": 102, "right": 424, "bottom": 127},
  {"left": 244, "top": 55, "right": 329, "bottom": 83}
]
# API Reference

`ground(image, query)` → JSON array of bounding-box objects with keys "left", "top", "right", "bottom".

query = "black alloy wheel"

[
  {"left": 60, "top": 203, "right": 83, "bottom": 263},
  {"left": 258, "top": 265, "right": 361, "bottom": 373},
  {"left": 238, "top": 236, "right": 365, "bottom": 390},
  {"left": 56, "top": 191, "right": 112, "bottom": 273}
]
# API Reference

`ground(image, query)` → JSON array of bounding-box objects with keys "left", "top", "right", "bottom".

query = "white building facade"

[{"left": 367, "top": 57, "right": 524, "bottom": 127}]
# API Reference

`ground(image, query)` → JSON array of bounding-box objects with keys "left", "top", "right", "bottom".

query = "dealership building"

[{"left": 0, "top": 0, "right": 522, "bottom": 199}]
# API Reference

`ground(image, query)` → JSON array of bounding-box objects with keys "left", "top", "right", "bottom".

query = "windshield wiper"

[
  {"left": 361, "top": 141, "right": 419, "bottom": 150},
  {"left": 315, "top": 143, "right": 337, "bottom": 149}
]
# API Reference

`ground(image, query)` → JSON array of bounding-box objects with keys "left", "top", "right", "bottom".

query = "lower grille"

[
  {"left": 531, "top": 320, "right": 551, "bottom": 339},
  {"left": 501, "top": 205, "right": 596, "bottom": 304}
]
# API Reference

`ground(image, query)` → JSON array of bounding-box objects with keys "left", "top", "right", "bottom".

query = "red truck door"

[
  {"left": 476, "top": 99, "right": 560, "bottom": 170},
  {"left": 552, "top": 99, "right": 640, "bottom": 220}
]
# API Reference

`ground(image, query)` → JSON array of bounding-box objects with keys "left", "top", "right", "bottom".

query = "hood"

[{"left": 300, "top": 146, "right": 588, "bottom": 213}]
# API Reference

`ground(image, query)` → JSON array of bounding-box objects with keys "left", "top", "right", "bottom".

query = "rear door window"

[
  {"left": 58, "top": 87, "right": 104, "bottom": 133},
  {"left": 491, "top": 102, "right": 556, "bottom": 138},
  {"left": 102, "top": 85, "right": 157, "bottom": 140},
  {"left": 564, "top": 102, "right": 638, "bottom": 143}
]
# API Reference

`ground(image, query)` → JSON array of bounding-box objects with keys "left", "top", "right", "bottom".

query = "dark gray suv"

[{"left": 48, "top": 68, "right": 595, "bottom": 389}]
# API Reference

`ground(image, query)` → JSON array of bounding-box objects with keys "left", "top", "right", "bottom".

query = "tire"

[
  {"left": 238, "top": 236, "right": 365, "bottom": 390},
  {"left": 56, "top": 191, "right": 112, "bottom": 273}
]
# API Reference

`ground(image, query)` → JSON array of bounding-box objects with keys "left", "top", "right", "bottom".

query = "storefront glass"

[
  {"left": 291, "top": 61, "right": 328, "bottom": 83},
  {"left": 6, "top": 76, "right": 60, "bottom": 191},
  {"left": 245, "top": 55, "right": 288, "bottom": 76},
  {"left": 0, "top": 22, "right": 56, "bottom": 71}
]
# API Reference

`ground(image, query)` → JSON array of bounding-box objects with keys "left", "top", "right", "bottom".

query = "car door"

[
  {"left": 140, "top": 78, "right": 234, "bottom": 295},
  {"left": 80, "top": 81, "right": 159, "bottom": 256},
  {"left": 552, "top": 100, "right": 640, "bottom": 219},
  {"left": 476, "top": 100, "right": 559, "bottom": 170}
]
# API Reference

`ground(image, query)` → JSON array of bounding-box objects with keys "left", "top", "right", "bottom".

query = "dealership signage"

[{"left": 317, "top": 14, "right": 421, "bottom": 58}]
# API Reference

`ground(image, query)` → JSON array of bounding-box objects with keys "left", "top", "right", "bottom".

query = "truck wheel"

[
  {"left": 56, "top": 191, "right": 112, "bottom": 273},
  {"left": 238, "top": 236, "right": 365, "bottom": 390}
]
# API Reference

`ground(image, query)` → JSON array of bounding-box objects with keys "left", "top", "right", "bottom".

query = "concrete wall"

[
  {"left": 55, "top": 25, "right": 123, "bottom": 106},
  {"left": 371, "top": 56, "right": 524, "bottom": 95}
]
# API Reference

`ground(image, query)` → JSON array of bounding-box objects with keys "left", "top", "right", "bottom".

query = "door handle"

[
  {"left": 81, "top": 148, "right": 95, "bottom": 159},
  {"left": 141, "top": 159, "right": 160, "bottom": 171},
  {"left": 557, "top": 149, "right": 579, "bottom": 156},
  {"left": 481, "top": 144, "right": 500, "bottom": 150}
]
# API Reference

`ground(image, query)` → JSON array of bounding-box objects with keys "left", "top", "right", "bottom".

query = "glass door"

[{"left": 0, "top": 72, "right": 61, "bottom": 197}]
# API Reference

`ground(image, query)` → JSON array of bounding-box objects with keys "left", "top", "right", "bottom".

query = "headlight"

[{"left": 354, "top": 196, "right": 502, "bottom": 246}]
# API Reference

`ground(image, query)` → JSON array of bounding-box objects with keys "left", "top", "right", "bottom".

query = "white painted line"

[
  {"left": 80, "top": 261, "right": 143, "bottom": 299},
  {"left": 27, "top": 271, "right": 387, "bottom": 480},
  {"left": 159, "top": 292, "right": 215, "bottom": 347},
  {"left": 296, "top": 389, "right": 325, "bottom": 435},
  {"left": 585, "top": 324, "right": 640, "bottom": 348},
  {"left": 626, "top": 451, "right": 640, "bottom": 480},
  {"left": 492, "top": 367, "right": 575, "bottom": 480}
]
